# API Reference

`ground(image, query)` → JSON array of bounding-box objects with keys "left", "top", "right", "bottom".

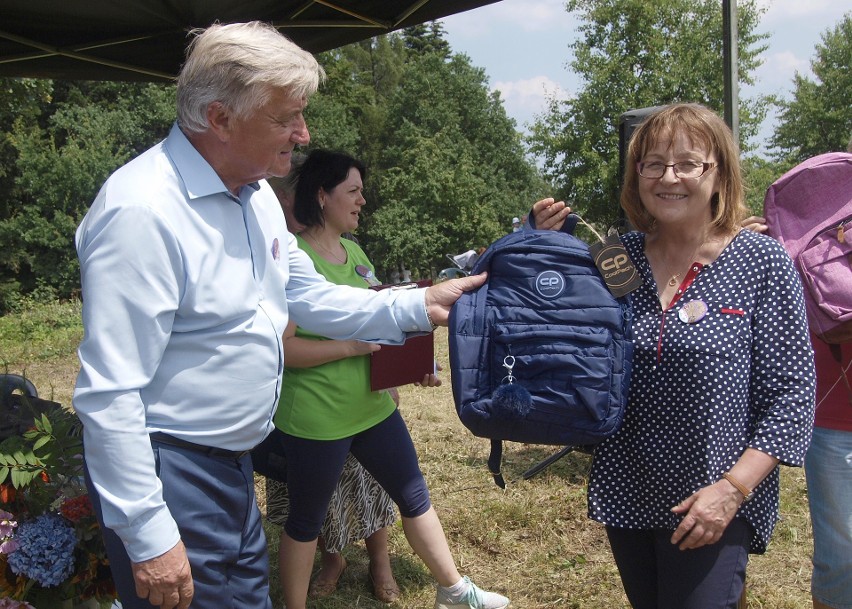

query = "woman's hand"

[
  {"left": 670, "top": 482, "right": 743, "bottom": 550},
  {"left": 532, "top": 198, "right": 572, "bottom": 231},
  {"left": 414, "top": 362, "right": 443, "bottom": 387},
  {"left": 347, "top": 340, "right": 381, "bottom": 357},
  {"left": 671, "top": 449, "right": 777, "bottom": 550},
  {"left": 284, "top": 319, "right": 381, "bottom": 368}
]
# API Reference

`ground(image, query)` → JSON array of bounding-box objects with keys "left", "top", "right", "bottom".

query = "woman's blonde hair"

[{"left": 620, "top": 103, "right": 746, "bottom": 233}]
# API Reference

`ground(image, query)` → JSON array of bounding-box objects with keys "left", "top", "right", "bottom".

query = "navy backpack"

[{"left": 448, "top": 218, "right": 633, "bottom": 486}]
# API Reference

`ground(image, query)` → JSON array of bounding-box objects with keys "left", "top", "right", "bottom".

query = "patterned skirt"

[{"left": 265, "top": 453, "right": 397, "bottom": 553}]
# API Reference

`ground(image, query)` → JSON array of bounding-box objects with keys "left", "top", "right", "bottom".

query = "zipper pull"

[{"left": 838, "top": 222, "right": 845, "bottom": 244}]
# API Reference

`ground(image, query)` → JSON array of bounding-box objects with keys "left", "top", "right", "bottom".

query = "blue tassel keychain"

[{"left": 491, "top": 354, "right": 532, "bottom": 418}]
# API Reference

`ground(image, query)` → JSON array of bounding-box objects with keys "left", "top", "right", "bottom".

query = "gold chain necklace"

[
  {"left": 659, "top": 237, "right": 710, "bottom": 289},
  {"left": 304, "top": 231, "right": 347, "bottom": 264},
  {"left": 660, "top": 230, "right": 738, "bottom": 288}
]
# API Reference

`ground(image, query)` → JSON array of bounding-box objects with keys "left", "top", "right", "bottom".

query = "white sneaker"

[{"left": 434, "top": 576, "right": 510, "bottom": 609}]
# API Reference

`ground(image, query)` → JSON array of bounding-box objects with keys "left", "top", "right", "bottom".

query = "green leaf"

[
  {"left": 32, "top": 435, "right": 51, "bottom": 450},
  {"left": 41, "top": 413, "right": 53, "bottom": 434}
]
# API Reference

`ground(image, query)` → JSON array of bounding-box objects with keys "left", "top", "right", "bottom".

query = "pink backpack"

[{"left": 764, "top": 152, "right": 852, "bottom": 344}]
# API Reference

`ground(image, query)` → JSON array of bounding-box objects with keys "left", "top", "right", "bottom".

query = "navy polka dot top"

[{"left": 587, "top": 229, "right": 815, "bottom": 553}]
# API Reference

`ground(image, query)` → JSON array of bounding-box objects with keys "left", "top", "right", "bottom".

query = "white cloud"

[
  {"left": 481, "top": 0, "right": 578, "bottom": 33},
  {"left": 492, "top": 76, "right": 572, "bottom": 127},
  {"left": 443, "top": 0, "right": 848, "bottom": 150},
  {"left": 759, "top": 0, "right": 847, "bottom": 22},
  {"left": 442, "top": 0, "right": 577, "bottom": 37},
  {"left": 750, "top": 50, "right": 811, "bottom": 96}
]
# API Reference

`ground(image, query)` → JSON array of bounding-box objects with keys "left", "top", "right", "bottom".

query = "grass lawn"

[{"left": 1, "top": 304, "right": 814, "bottom": 608}]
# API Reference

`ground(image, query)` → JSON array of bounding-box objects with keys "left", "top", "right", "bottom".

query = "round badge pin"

[
  {"left": 355, "top": 265, "right": 381, "bottom": 286},
  {"left": 678, "top": 299, "right": 708, "bottom": 324}
]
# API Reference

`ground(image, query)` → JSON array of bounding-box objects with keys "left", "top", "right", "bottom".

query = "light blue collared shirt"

[{"left": 73, "top": 124, "right": 429, "bottom": 562}]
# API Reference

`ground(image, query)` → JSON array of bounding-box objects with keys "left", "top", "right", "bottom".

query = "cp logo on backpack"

[{"left": 448, "top": 216, "right": 633, "bottom": 486}]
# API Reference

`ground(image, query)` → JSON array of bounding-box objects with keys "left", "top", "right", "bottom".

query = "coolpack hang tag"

[{"left": 590, "top": 234, "right": 642, "bottom": 297}]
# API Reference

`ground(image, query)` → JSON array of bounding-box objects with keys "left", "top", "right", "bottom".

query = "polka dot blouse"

[{"left": 587, "top": 229, "right": 815, "bottom": 553}]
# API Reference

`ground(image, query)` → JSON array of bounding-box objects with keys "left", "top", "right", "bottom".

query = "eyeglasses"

[{"left": 637, "top": 161, "right": 716, "bottom": 179}]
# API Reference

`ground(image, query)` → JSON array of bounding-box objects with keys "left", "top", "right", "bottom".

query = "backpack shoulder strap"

[{"left": 488, "top": 439, "right": 505, "bottom": 488}]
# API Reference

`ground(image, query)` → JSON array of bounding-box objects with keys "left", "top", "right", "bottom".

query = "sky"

[{"left": 439, "top": 0, "right": 849, "bottom": 156}]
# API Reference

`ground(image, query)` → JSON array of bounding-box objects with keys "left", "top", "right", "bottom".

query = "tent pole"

[{"left": 722, "top": 0, "right": 739, "bottom": 143}]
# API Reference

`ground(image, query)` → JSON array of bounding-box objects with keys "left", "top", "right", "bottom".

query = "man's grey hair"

[{"left": 176, "top": 21, "right": 325, "bottom": 133}]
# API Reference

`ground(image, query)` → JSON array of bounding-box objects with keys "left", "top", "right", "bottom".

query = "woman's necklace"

[
  {"left": 304, "top": 231, "right": 347, "bottom": 264},
  {"left": 657, "top": 236, "right": 710, "bottom": 290},
  {"left": 659, "top": 229, "right": 738, "bottom": 289}
]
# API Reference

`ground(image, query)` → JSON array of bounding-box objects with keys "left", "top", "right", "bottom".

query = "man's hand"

[
  {"left": 741, "top": 215, "right": 768, "bottom": 233},
  {"left": 424, "top": 273, "right": 487, "bottom": 326},
  {"left": 532, "top": 197, "right": 572, "bottom": 231},
  {"left": 131, "top": 540, "right": 194, "bottom": 609}
]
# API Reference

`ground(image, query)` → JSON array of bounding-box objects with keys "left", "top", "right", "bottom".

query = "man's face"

[{"left": 222, "top": 88, "right": 310, "bottom": 189}]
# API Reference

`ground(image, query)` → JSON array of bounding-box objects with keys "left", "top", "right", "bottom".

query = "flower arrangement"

[{"left": 0, "top": 397, "right": 116, "bottom": 609}]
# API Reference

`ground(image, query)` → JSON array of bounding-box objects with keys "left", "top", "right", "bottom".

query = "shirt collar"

[{"left": 164, "top": 122, "right": 261, "bottom": 200}]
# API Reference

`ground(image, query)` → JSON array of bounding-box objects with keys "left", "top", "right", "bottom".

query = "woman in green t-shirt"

[
  {"left": 271, "top": 149, "right": 510, "bottom": 609},
  {"left": 265, "top": 163, "right": 399, "bottom": 603}
]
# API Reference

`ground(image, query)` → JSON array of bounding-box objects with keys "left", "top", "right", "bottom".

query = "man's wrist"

[{"left": 425, "top": 306, "right": 438, "bottom": 331}]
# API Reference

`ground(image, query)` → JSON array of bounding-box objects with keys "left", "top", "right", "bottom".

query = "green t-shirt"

[{"left": 274, "top": 235, "right": 396, "bottom": 440}]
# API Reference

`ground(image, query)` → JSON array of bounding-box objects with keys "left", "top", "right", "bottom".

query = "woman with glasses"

[{"left": 534, "top": 103, "right": 814, "bottom": 608}]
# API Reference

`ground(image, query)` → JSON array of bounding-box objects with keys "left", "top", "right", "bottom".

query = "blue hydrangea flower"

[{"left": 6, "top": 513, "right": 77, "bottom": 588}]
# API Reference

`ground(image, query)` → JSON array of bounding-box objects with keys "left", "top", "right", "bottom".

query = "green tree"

[
  {"left": 0, "top": 79, "right": 53, "bottom": 222},
  {"left": 0, "top": 27, "right": 544, "bottom": 304},
  {"left": 327, "top": 34, "right": 408, "bottom": 169},
  {"left": 528, "top": 0, "right": 769, "bottom": 228},
  {"left": 304, "top": 29, "right": 545, "bottom": 281},
  {"left": 770, "top": 14, "right": 852, "bottom": 163},
  {"left": 0, "top": 81, "right": 174, "bottom": 310},
  {"left": 741, "top": 156, "right": 788, "bottom": 215},
  {"left": 366, "top": 50, "right": 544, "bottom": 279},
  {"left": 402, "top": 22, "right": 451, "bottom": 60}
]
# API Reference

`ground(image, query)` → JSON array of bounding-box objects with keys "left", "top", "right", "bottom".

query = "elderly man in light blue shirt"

[{"left": 73, "top": 21, "right": 483, "bottom": 609}]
